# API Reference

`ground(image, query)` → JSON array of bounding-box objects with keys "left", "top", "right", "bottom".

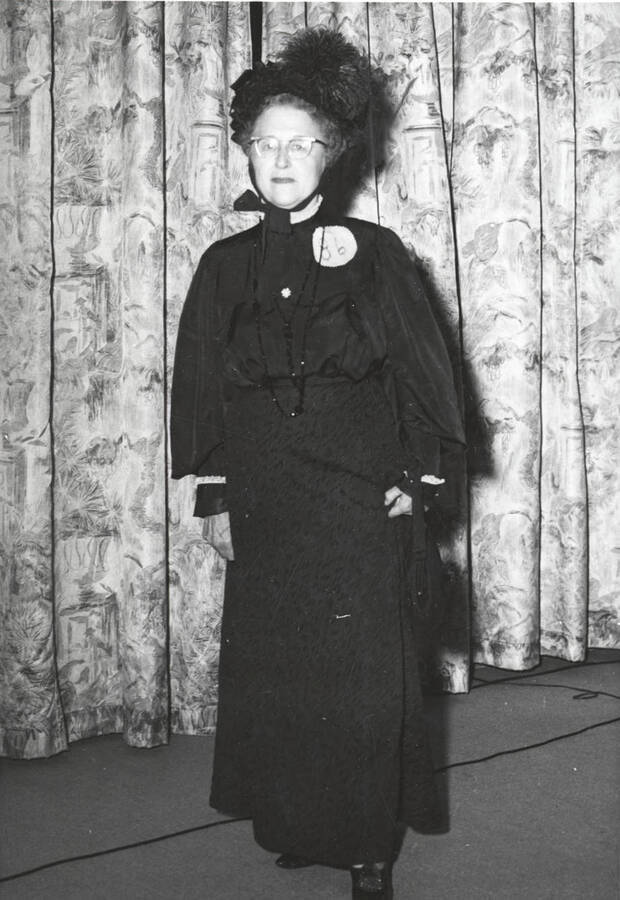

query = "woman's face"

[{"left": 249, "top": 105, "right": 328, "bottom": 210}]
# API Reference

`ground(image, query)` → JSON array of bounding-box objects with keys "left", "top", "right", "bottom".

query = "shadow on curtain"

[{"left": 0, "top": 1, "right": 618, "bottom": 759}]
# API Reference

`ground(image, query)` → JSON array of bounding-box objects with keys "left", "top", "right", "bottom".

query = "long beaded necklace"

[{"left": 251, "top": 224, "right": 325, "bottom": 417}]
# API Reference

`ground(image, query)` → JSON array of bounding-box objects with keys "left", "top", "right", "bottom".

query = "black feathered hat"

[{"left": 230, "top": 28, "right": 382, "bottom": 153}]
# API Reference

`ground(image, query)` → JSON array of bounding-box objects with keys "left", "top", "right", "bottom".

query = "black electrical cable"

[
  {"left": 435, "top": 715, "right": 620, "bottom": 773},
  {"left": 0, "top": 817, "right": 250, "bottom": 884},
  {"left": 470, "top": 658, "right": 619, "bottom": 688},
  {"left": 472, "top": 679, "right": 620, "bottom": 702},
  {"left": 2, "top": 710, "right": 619, "bottom": 884}
]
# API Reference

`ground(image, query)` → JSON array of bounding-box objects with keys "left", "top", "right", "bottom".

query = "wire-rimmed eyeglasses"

[{"left": 249, "top": 136, "right": 328, "bottom": 160}]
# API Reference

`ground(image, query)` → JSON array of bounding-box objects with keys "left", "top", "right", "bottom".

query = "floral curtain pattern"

[
  {"left": 51, "top": 0, "right": 168, "bottom": 752},
  {"left": 0, "top": 2, "right": 618, "bottom": 759}
]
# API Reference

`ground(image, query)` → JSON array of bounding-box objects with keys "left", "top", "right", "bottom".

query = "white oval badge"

[{"left": 312, "top": 226, "right": 358, "bottom": 267}]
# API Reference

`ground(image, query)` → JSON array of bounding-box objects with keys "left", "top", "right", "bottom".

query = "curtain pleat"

[
  {"left": 0, "top": 0, "right": 65, "bottom": 758},
  {"left": 574, "top": 4, "right": 620, "bottom": 649},
  {"left": 0, "top": 2, "right": 618, "bottom": 759},
  {"left": 51, "top": 0, "right": 124, "bottom": 745},
  {"left": 116, "top": 2, "right": 168, "bottom": 746},
  {"left": 51, "top": 1, "right": 168, "bottom": 748},
  {"left": 536, "top": 3, "right": 588, "bottom": 660},
  {"left": 452, "top": 3, "right": 543, "bottom": 669},
  {"left": 165, "top": 2, "right": 252, "bottom": 735}
]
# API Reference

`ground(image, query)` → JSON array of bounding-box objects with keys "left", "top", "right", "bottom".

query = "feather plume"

[{"left": 277, "top": 29, "right": 371, "bottom": 128}]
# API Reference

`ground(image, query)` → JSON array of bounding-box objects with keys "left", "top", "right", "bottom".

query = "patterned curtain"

[{"left": 0, "top": 2, "right": 618, "bottom": 759}]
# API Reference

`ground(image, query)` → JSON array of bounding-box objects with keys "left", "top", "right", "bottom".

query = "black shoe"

[
  {"left": 275, "top": 853, "right": 314, "bottom": 869},
  {"left": 351, "top": 863, "right": 393, "bottom": 898}
]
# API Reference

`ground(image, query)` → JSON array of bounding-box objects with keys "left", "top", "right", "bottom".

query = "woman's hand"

[
  {"left": 384, "top": 486, "right": 413, "bottom": 518},
  {"left": 202, "top": 512, "right": 234, "bottom": 560}
]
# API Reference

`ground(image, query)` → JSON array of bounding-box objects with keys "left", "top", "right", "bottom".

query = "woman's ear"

[{"left": 328, "top": 135, "right": 348, "bottom": 167}]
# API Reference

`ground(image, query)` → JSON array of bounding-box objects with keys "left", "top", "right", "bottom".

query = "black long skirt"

[{"left": 210, "top": 377, "right": 441, "bottom": 867}]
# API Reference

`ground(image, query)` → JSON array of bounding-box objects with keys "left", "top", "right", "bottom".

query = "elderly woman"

[{"left": 171, "top": 28, "right": 465, "bottom": 900}]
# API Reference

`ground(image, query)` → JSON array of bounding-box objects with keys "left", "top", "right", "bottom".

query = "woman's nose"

[{"left": 275, "top": 142, "right": 290, "bottom": 168}]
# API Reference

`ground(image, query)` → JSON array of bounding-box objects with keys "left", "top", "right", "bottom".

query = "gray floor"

[{"left": 1, "top": 651, "right": 619, "bottom": 899}]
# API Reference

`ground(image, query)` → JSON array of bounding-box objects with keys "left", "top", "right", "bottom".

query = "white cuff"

[{"left": 421, "top": 475, "right": 445, "bottom": 485}]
